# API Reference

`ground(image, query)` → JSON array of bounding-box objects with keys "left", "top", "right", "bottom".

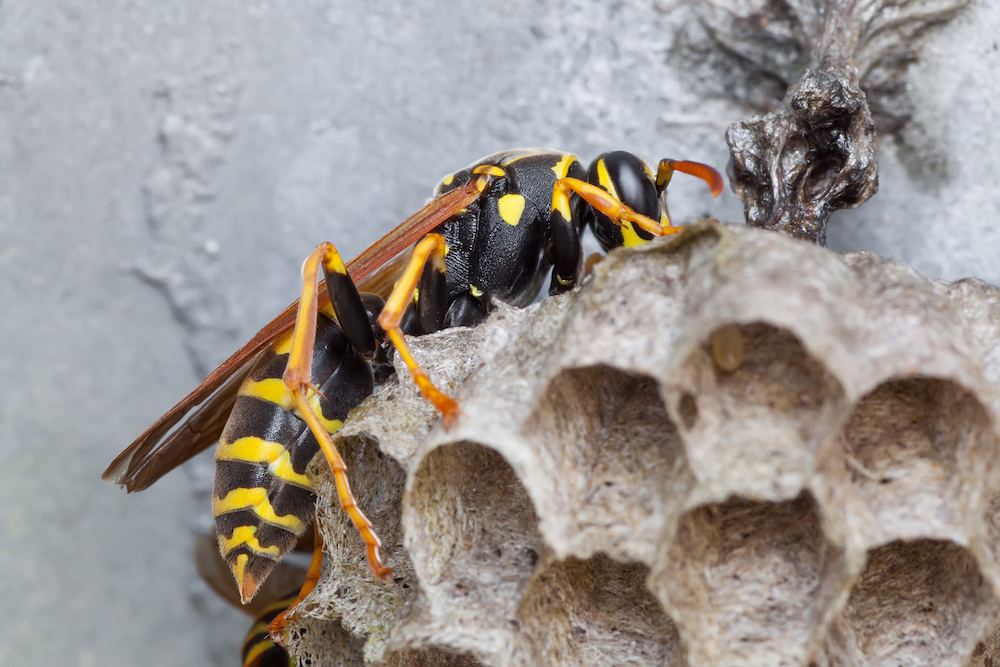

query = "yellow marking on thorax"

[
  {"left": 551, "top": 154, "right": 578, "bottom": 180},
  {"left": 470, "top": 284, "right": 484, "bottom": 298},
  {"left": 441, "top": 173, "right": 454, "bottom": 186},
  {"left": 497, "top": 193, "right": 525, "bottom": 225},
  {"left": 213, "top": 487, "right": 306, "bottom": 532},
  {"left": 220, "top": 526, "right": 282, "bottom": 558},
  {"left": 500, "top": 149, "right": 546, "bottom": 165},
  {"left": 217, "top": 437, "right": 313, "bottom": 488},
  {"left": 596, "top": 159, "right": 619, "bottom": 199}
]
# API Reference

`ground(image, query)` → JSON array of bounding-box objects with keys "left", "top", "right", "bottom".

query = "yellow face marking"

[
  {"left": 220, "top": 526, "right": 282, "bottom": 558},
  {"left": 619, "top": 220, "right": 647, "bottom": 247},
  {"left": 213, "top": 487, "right": 306, "bottom": 532},
  {"left": 441, "top": 173, "right": 454, "bottom": 186},
  {"left": 470, "top": 285, "right": 484, "bottom": 298},
  {"left": 240, "top": 377, "right": 295, "bottom": 410},
  {"left": 550, "top": 154, "right": 578, "bottom": 180},
  {"left": 497, "top": 193, "right": 525, "bottom": 226},
  {"left": 596, "top": 159, "right": 619, "bottom": 199}
]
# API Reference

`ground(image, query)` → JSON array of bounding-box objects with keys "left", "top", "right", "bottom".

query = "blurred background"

[{"left": 1, "top": 0, "right": 998, "bottom": 665}]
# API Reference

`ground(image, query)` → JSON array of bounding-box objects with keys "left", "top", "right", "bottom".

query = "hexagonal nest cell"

[{"left": 280, "top": 223, "right": 1000, "bottom": 667}]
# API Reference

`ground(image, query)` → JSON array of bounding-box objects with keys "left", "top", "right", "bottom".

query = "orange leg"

[
  {"left": 376, "top": 233, "right": 461, "bottom": 428},
  {"left": 372, "top": 164, "right": 505, "bottom": 428},
  {"left": 656, "top": 159, "right": 725, "bottom": 198},
  {"left": 269, "top": 524, "right": 327, "bottom": 646},
  {"left": 552, "top": 177, "right": 683, "bottom": 236},
  {"left": 283, "top": 244, "right": 393, "bottom": 583}
]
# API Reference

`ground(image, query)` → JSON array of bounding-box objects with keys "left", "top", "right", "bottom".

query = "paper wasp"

[{"left": 105, "top": 149, "right": 723, "bottom": 623}]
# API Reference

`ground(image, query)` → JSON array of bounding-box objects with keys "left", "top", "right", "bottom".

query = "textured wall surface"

[{"left": 0, "top": 1, "right": 998, "bottom": 666}]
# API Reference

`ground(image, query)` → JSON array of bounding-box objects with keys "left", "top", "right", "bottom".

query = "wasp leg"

[
  {"left": 654, "top": 159, "right": 724, "bottom": 232},
  {"left": 546, "top": 184, "right": 584, "bottom": 295},
  {"left": 284, "top": 243, "right": 393, "bottom": 582},
  {"left": 655, "top": 158, "right": 725, "bottom": 199},
  {"left": 268, "top": 524, "right": 326, "bottom": 647},
  {"left": 554, "top": 177, "right": 673, "bottom": 236},
  {"left": 377, "top": 233, "right": 461, "bottom": 427}
]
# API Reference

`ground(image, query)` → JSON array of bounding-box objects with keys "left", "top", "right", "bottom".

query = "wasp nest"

[{"left": 281, "top": 222, "right": 1000, "bottom": 667}]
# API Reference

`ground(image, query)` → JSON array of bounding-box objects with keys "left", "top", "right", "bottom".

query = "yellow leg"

[
  {"left": 292, "top": 388, "right": 392, "bottom": 581},
  {"left": 376, "top": 233, "right": 461, "bottom": 428},
  {"left": 283, "top": 243, "right": 393, "bottom": 583},
  {"left": 552, "top": 177, "right": 683, "bottom": 236},
  {"left": 269, "top": 524, "right": 327, "bottom": 646}
]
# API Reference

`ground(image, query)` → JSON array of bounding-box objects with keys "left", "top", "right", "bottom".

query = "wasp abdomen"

[
  {"left": 213, "top": 311, "right": 375, "bottom": 602},
  {"left": 241, "top": 592, "right": 297, "bottom": 667}
]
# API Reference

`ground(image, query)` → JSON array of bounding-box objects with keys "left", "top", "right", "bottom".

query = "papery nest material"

[{"left": 279, "top": 223, "right": 1000, "bottom": 667}]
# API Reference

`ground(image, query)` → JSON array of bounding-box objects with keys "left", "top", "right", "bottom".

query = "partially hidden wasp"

[
  {"left": 195, "top": 529, "right": 321, "bottom": 667},
  {"left": 104, "top": 148, "right": 723, "bottom": 639}
]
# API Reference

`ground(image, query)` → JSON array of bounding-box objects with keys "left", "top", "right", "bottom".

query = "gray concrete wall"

[{"left": 0, "top": 1, "right": 997, "bottom": 666}]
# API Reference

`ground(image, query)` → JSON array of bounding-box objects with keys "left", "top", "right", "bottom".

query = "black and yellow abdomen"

[
  {"left": 241, "top": 592, "right": 297, "bottom": 667},
  {"left": 213, "top": 307, "right": 375, "bottom": 602}
]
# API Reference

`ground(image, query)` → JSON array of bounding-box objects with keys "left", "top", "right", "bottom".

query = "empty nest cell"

[
  {"left": 518, "top": 553, "right": 684, "bottom": 667},
  {"left": 652, "top": 493, "right": 849, "bottom": 667},
  {"left": 838, "top": 377, "right": 993, "bottom": 545},
  {"left": 524, "top": 365, "right": 688, "bottom": 564},
  {"left": 401, "top": 441, "right": 543, "bottom": 660},
  {"left": 818, "top": 540, "right": 999, "bottom": 667}
]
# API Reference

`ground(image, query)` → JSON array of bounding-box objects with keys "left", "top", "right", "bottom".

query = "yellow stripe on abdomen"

[
  {"left": 239, "top": 378, "right": 295, "bottom": 411},
  {"left": 220, "top": 526, "right": 282, "bottom": 558},
  {"left": 213, "top": 487, "right": 306, "bottom": 533},
  {"left": 216, "top": 437, "right": 312, "bottom": 488},
  {"left": 238, "top": 378, "right": 344, "bottom": 435}
]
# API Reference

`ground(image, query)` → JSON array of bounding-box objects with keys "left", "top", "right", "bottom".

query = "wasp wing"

[{"left": 103, "top": 182, "right": 484, "bottom": 492}]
